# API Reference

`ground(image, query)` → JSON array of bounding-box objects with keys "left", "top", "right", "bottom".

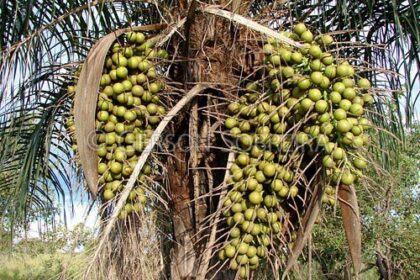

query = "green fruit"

[
  {"left": 343, "top": 88, "right": 356, "bottom": 100},
  {"left": 263, "top": 163, "right": 277, "bottom": 177},
  {"left": 320, "top": 76, "right": 331, "bottom": 89},
  {"left": 310, "top": 59, "right": 322, "bottom": 71},
  {"left": 100, "top": 74, "right": 111, "bottom": 86},
  {"left": 282, "top": 66, "right": 295, "bottom": 78},
  {"left": 244, "top": 208, "right": 256, "bottom": 221},
  {"left": 333, "top": 108, "right": 347, "bottom": 120},
  {"left": 359, "top": 118, "right": 371, "bottom": 129},
  {"left": 256, "top": 208, "right": 267, "bottom": 221},
  {"left": 110, "top": 161, "right": 122, "bottom": 174},
  {"left": 236, "top": 154, "right": 250, "bottom": 167},
  {"left": 271, "top": 221, "right": 282, "bottom": 233},
  {"left": 228, "top": 102, "right": 240, "bottom": 114},
  {"left": 114, "top": 150, "right": 126, "bottom": 163},
  {"left": 342, "top": 78, "right": 355, "bottom": 88},
  {"left": 320, "top": 34, "right": 334, "bottom": 45},
  {"left": 324, "top": 65, "right": 337, "bottom": 78},
  {"left": 354, "top": 157, "right": 367, "bottom": 169},
  {"left": 332, "top": 147, "right": 345, "bottom": 160},
  {"left": 124, "top": 110, "right": 137, "bottom": 121},
  {"left": 296, "top": 132, "right": 309, "bottom": 145},
  {"left": 225, "top": 117, "right": 238, "bottom": 129},
  {"left": 277, "top": 185, "right": 288, "bottom": 197},
  {"left": 358, "top": 78, "right": 371, "bottom": 89},
  {"left": 339, "top": 99, "right": 352, "bottom": 111},
  {"left": 333, "top": 82, "right": 346, "bottom": 93},
  {"left": 279, "top": 49, "right": 292, "bottom": 62},
  {"left": 249, "top": 191, "right": 263, "bottom": 205},
  {"left": 352, "top": 96, "right": 364, "bottom": 106},
  {"left": 308, "top": 88, "right": 322, "bottom": 101},
  {"left": 264, "top": 195, "right": 277, "bottom": 207},
  {"left": 132, "top": 85, "right": 144, "bottom": 97},
  {"left": 98, "top": 162, "right": 108, "bottom": 174},
  {"left": 317, "top": 134, "right": 329, "bottom": 146},
  {"left": 257, "top": 246, "right": 265, "bottom": 258},
  {"left": 309, "top": 125, "right": 320, "bottom": 137},
  {"left": 229, "top": 259, "right": 239, "bottom": 270},
  {"left": 231, "top": 203, "right": 243, "bottom": 215},
  {"left": 298, "top": 78, "right": 311, "bottom": 90},
  {"left": 270, "top": 55, "right": 281, "bottom": 66},
  {"left": 103, "top": 189, "right": 115, "bottom": 200},
  {"left": 309, "top": 45, "right": 322, "bottom": 58},
  {"left": 351, "top": 125, "right": 363, "bottom": 136},
  {"left": 230, "top": 191, "right": 242, "bottom": 202},
  {"left": 149, "top": 82, "right": 161, "bottom": 94},
  {"left": 289, "top": 185, "right": 299, "bottom": 197},
  {"left": 301, "top": 30, "right": 314, "bottom": 42},
  {"left": 103, "top": 86, "right": 114, "bottom": 96},
  {"left": 293, "top": 23, "right": 307, "bottom": 35},
  {"left": 104, "top": 121, "right": 115, "bottom": 132},
  {"left": 329, "top": 91, "right": 342, "bottom": 104},
  {"left": 321, "top": 53, "right": 334, "bottom": 65},
  {"left": 263, "top": 43, "right": 274, "bottom": 54},
  {"left": 147, "top": 103, "right": 158, "bottom": 115},
  {"left": 139, "top": 60, "right": 151, "bottom": 72},
  {"left": 236, "top": 254, "right": 249, "bottom": 265},
  {"left": 98, "top": 145, "right": 107, "bottom": 157},
  {"left": 240, "top": 134, "right": 253, "bottom": 147},
  {"left": 322, "top": 155, "right": 335, "bottom": 168},
  {"left": 324, "top": 142, "right": 336, "bottom": 154},
  {"left": 122, "top": 80, "right": 132, "bottom": 91},
  {"left": 342, "top": 132, "right": 354, "bottom": 145},
  {"left": 310, "top": 71, "right": 323, "bottom": 84},
  {"left": 271, "top": 179, "right": 283, "bottom": 192},
  {"left": 352, "top": 136, "right": 364, "bottom": 148},
  {"left": 336, "top": 119, "right": 352, "bottom": 133},
  {"left": 315, "top": 100, "right": 328, "bottom": 113},
  {"left": 97, "top": 111, "right": 109, "bottom": 122},
  {"left": 117, "top": 66, "right": 128, "bottom": 79},
  {"left": 320, "top": 122, "right": 334, "bottom": 135},
  {"left": 300, "top": 98, "right": 314, "bottom": 111},
  {"left": 291, "top": 52, "right": 303, "bottom": 64},
  {"left": 225, "top": 245, "right": 236, "bottom": 258},
  {"left": 349, "top": 103, "right": 364, "bottom": 116},
  {"left": 341, "top": 172, "right": 355, "bottom": 185},
  {"left": 233, "top": 212, "right": 244, "bottom": 224},
  {"left": 113, "top": 82, "right": 125, "bottom": 94}
]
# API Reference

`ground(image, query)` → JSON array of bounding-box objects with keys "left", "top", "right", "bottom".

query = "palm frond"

[{"left": 0, "top": 0, "right": 164, "bottom": 229}]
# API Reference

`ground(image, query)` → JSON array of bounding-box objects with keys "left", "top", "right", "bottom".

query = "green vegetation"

[{"left": 0, "top": 225, "right": 93, "bottom": 280}]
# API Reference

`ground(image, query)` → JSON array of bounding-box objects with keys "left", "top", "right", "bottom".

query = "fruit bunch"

[
  {"left": 219, "top": 23, "right": 373, "bottom": 277},
  {"left": 67, "top": 32, "right": 169, "bottom": 219}
]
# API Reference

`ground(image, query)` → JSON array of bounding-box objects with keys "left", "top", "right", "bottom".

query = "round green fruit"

[
  {"left": 309, "top": 45, "right": 322, "bottom": 58},
  {"left": 301, "top": 30, "right": 314, "bottom": 42},
  {"left": 358, "top": 78, "right": 371, "bottom": 88},
  {"left": 249, "top": 191, "right": 263, "bottom": 205},
  {"left": 293, "top": 23, "right": 307, "bottom": 35},
  {"left": 336, "top": 119, "right": 352, "bottom": 133}
]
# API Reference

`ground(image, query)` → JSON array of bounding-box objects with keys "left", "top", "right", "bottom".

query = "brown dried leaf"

[
  {"left": 74, "top": 24, "right": 166, "bottom": 198},
  {"left": 282, "top": 184, "right": 322, "bottom": 279},
  {"left": 338, "top": 184, "right": 362, "bottom": 275}
]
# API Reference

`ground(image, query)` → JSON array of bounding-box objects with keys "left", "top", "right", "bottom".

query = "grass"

[{"left": 0, "top": 252, "right": 87, "bottom": 280}]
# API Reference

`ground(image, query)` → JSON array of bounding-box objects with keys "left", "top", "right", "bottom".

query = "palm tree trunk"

[{"left": 166, "top": 1, "right": 246, "bottom": 278}]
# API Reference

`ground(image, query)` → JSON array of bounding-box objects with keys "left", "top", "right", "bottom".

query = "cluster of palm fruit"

[
  {"left": 65, "top": 70, "right": 81, "bottom": 160},
  {"left": 67, "top": 31, "right": 169, "bottom": 219},
  {"left": 219, "top": 23, "right": 373, "bottom": 277}
]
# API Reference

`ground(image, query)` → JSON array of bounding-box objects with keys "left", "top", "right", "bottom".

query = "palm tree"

[{"left": 0, "top": 1, "right": 418, "bottom": 279}]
